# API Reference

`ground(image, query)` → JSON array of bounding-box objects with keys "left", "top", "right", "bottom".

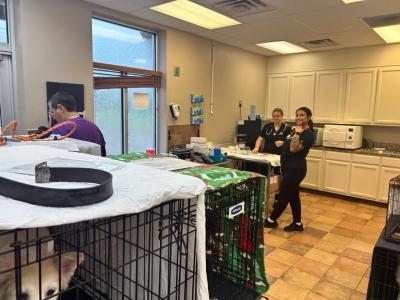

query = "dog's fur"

[{"left": 0, "top": 228, "right": 84, "bottom": 300}]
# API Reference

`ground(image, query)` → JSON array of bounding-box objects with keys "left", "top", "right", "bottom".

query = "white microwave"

[{"left": 322, "top": 125, "right": 364, "bottom": 149}]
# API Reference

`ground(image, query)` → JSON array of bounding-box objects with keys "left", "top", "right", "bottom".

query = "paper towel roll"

[{"left": 250, "top": 105, "right": 256, "bottom": 120}]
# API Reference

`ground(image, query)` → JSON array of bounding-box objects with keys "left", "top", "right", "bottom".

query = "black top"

[
  {"left": 260, "top": 122, "right": 292, "bottom": 155},
  {"left": 281, "top": 128, "right": 314, "bottom": 165}
]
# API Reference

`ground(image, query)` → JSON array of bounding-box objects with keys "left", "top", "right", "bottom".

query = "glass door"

[{"left": 94, "top": 89, "right": 123, "bottom": 155}]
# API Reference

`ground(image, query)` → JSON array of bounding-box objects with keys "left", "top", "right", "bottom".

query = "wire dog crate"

[
  {"left": 385, "top": 175, "right": 400, "bottom": 243},
  {"left": 367, "top": 245, "right": 400, "bottom": 300},
  {"left": 0, "top": 198, "right": 198, "bottom": 300},
  {"left": 366, "top": 175, "right": 400, "bottom": 300},
  {"left": 205, "top": 177, "right": 265, "bottom": 300}
]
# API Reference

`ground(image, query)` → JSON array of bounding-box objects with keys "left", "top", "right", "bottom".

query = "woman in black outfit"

[
  {"left": 252, "top": 108, "right": 291, "bottom": 155},
  {"left": 265, "top": 107, "right": 315, "bottom": 232}
]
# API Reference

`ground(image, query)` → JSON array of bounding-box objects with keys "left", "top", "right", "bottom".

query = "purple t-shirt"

[{"left": 53, "top": 117, "right": 105, "bottom": 146}]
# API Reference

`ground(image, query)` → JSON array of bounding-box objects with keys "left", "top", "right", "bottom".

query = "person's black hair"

[
  {"left": 296, "top": 106, "right": 314, "bottom": 131},
  {"left": 49, "top": 91, "right": 77, "bottom": 112}
]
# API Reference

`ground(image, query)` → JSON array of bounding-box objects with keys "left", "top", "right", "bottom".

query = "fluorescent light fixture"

[
  {"left": 150, "top": 0, "right": 241, "bottom": 29},
  {"left": 373, "top": 24, "right": 400, "bottom": 43},
  {"left": 256, "top": 41, "right": 308, "bottom": 54},
  {"left": 342, "top": 0, "right": 366, "bottom": 3}
]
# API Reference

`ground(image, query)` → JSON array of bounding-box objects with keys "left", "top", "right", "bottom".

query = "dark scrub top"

[
  {"left": 260, "top": 122, "right": 292, "bottom": 155},
  {"left": 281, "top": 128, "right": 314, "bottom": 166}
]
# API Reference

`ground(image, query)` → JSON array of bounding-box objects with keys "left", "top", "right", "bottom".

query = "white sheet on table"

[
  {"left": 0, "top": 145, "right": 208, "bottom": 300},
  {"left": 4, "top": 138, "right": 101, "bottom": 155},
  {"left": 222, "top": 148, "right": 281, "bottom": 167}
]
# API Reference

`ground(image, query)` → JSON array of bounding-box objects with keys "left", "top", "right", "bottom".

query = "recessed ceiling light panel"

[
  {"left": 256, "top": 41, "right": 308, "bottom": 54},
  {"left": 342, "top": 0, "right": 366, "bottom": 4},
  {"left": 150, "top": 0, "right": 241, "bottom": 29},
  {"left": 373, "top": 25, "right": 400, "bottom": 43},
  {"left": 364, "top": 14, "right": 400, "bottom": 43}
]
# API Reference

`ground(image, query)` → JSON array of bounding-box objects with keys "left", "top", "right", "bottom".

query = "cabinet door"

[
  {"left": 378, "top": 167, "right": 400, "bottom": 202},
  {"left": 349, "top": 163, "right": 379, "bottom": 200},
  {"left": 344, "top": 69, "right": 377, "bottom": 123},
  {"left": 288, "top": 73, "right": 315, "bottom": 120},
  {"left": 267, "top": 75, "right": 289, "bottom": 116},
  {"left": 323, "top": 160, "right": 350, "bottom": 194},
  {"left": 314, "top": 71, "right": 344, "bottom": 122},
  {"left": 301, "top": 158, "right": 322, "bottom": 189},
  {"left": 374, "top": 67, "right": 400, "bottom": 124}
]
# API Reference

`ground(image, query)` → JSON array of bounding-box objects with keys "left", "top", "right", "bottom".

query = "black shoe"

[
  {"left": 264, "top": 219, "right": 278, "bottom": 228},
  {"left": 284, "top": 222, "right": 304, "bottom": 232}
]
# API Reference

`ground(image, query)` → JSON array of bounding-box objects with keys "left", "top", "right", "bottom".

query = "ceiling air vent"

[
  {"left": 363, "top": 13, "right": 400, "bottom": 28},
  {"left": 194, "top": 0, "right": 275, "bottom": 18},
  {"left": 299, "top": 38, "right": 338, "bottom": 49}
]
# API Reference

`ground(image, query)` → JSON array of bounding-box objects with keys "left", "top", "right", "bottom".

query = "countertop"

[{"left": 311, "top": 146, "right": 400, "bottom": 158}]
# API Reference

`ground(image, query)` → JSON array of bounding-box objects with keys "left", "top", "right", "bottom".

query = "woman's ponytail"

[{"left": 308, "top": 119, "right": 314, "bottom": 132}]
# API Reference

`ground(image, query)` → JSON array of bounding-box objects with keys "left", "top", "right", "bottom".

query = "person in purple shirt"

[{"left": 48, "top": 91, "right": 106, "bottom": 156}]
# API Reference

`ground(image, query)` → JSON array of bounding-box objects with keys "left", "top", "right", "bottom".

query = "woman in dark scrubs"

[
  {"left": 252, "top": 108, "right": 291, "bottom": 155},
  {"left": 265, "top": 107, "right": 315, "bottom": 232}
]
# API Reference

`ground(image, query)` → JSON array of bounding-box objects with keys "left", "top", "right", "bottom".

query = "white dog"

[{"left": 0, "top": 228, "right": 84, "bottom": 300}]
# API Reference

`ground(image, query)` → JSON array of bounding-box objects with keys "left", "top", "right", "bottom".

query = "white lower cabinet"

[
  {"left": 302, "top": 150, "right": 400, "bottom": 203},
  {"left": 349, "top": 163, "right": 379, "bottom": 200},
  {"left": 378, "top": 167, "right": 400, "bottom": 202},
  {"left": 323, "top": 160, "right": 351, "bottom": 194},
  {"left": 302, "top": 158, "right": 323, "bottom": 189}
]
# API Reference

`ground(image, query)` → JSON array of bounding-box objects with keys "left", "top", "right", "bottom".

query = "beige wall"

[
  {"left": 167, "top": 30, "right": 268, "bottom": 144},
  {"left": 364, "top": 126, "right": 400, "bottom": 144},
  {"left": 17, "top": 0, "right": 93, "bottom": 131}
]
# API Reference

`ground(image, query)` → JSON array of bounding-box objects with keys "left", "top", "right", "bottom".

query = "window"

[
  {"left": 0, "top": 0, "right": 7, "bottom": 44},
  {"left": 0, "top": 0, "right": 13, "bottom": 131},
  {"left": 92, "top": 18, "right": 157, "bottom": 155}
]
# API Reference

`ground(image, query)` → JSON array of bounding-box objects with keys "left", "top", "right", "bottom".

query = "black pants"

[{"left": 270, "top": 160, "right": 307, "bottom": 223}]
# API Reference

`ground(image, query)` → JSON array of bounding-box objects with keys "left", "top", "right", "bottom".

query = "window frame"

[
  {"left": 0, "top": 0, "right": 12, "bottom": 52},
  {"left": 91, "top": 16, "right": 159, "bottom": 155},
  {"left": 0, "top": 0, "right": 17, "bottom": 128}
]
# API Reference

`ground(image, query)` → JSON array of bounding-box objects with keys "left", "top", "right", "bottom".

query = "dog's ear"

[{"left": 56, "top": 252, "right": 84, "bottom": 289}]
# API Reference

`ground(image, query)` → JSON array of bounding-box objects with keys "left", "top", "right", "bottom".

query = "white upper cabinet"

[
  {"left": 288, "top": 73, "right": 315, "bottom": 120},
  {"left": 343, "top": 68, "right": 377, "bottom": 123},
  {"left": 267, "top": 75, "right": 290, "bottom": 116},
  {"left": 374, "top": 67, "right": 400, "bottom": 124},
  {"left": 314, "top": 71, "right": 344, "bottom": 122}
]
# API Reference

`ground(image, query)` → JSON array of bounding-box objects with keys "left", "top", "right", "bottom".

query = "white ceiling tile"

[
  {"left": 292, "top": 5, "right": 369, "bottom": 34},
  {"left": 85, "top": 0, "right": 165, "bottom": 12},
  {"left": 85, "top": 0, "right": 400, "bottom": 56},
  {"left": 236, "top": 10, "right": 286, "bottom": 24},
  {"left": 328, "top": 28, "right": 385, "bottom": 47},
  {"left": 265, "top": 0, "right": 343, "bottom": 14},
  {"left": 214, "top": 16, "right": 321, "bottom": 44}
]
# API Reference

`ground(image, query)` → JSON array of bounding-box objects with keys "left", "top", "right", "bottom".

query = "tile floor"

[{"left": 263, "top": 191, "right": 386, "bottom": 300}]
